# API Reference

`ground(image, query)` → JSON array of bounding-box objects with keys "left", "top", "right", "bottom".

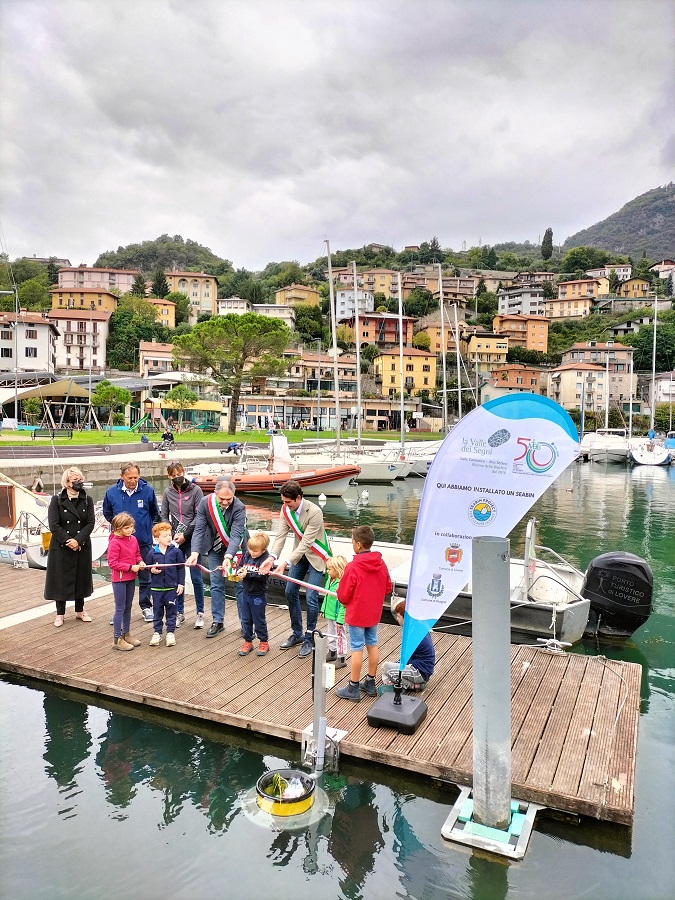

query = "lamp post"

[{"left": 0, "top": 290, "right": 19, "bottom": 422}]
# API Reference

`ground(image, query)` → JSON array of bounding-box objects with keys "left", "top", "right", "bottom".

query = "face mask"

[
  {"left": 71, "top": 480, "right": 84, "bottom": 491},
  {"left": 172, "top": 476, "right": 186, "bottom": 488}
]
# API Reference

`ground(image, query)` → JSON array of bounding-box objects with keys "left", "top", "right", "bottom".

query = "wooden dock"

[{"left": 0, "top": 568, "right": 640, "bottom": 824}]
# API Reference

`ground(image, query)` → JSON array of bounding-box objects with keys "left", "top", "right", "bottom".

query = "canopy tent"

[{"left": 0, "top": 378, "right": 102, "bottom": 428}]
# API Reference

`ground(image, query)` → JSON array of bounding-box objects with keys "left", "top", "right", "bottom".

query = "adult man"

[
  {"left": 103, "top": 462, "right": 159, "bottom": 621},
  {"left": 160, "top": 461, "right": 205, "bottom": 628},
  {"left": 187, "top": 479, "right": 247, "bottom": 638},
  {"left": 259, "top": 480, "right": 329, "bottom": 658}
]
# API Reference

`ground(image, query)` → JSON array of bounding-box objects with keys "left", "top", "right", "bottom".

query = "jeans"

[
  {"left": 285, "top": 557, "right": 323, "bottom": 642},
  {"left": 112, "top": 580, "right": 135, "bottom": 638},
  {"left": 241, "top": 592, "right": 268, "bottom": 643},
  {"left": 179, "top": 540, "right": 204, "bottom": 616},
  {"left": 152, "top": 588, "right": 178, "bottom": 634},
  {"left": 207, "top": 548, "right": 226, "bottom": 624},
  {"left": 138, "top": 542, "right": 152, "bottom": 609}
]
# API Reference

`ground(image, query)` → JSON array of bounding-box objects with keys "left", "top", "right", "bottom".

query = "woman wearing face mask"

[
  {"left": 45, "top": 466, "right": 95, "bottom": 627},
  {"left": 160, "top": 462, "right": 205, "bottom": 628}
]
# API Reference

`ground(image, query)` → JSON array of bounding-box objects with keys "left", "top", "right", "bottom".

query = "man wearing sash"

[
  {"left": 259, "top": 480, "right": 330, "bottom": 658},
  {"left": 187, "top": 479, "right": 247, "bottom": 638}
]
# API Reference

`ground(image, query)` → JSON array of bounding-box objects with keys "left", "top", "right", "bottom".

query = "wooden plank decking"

[{"left": 0, "top": 568, "right": 640, "bottom": 823}]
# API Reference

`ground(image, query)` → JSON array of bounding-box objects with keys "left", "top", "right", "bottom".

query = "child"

[
  {"left": 146, "top": 522, "right": 185, "bottom": 647},
  {"left": 335, "top": 526, "right": 392, "bottom": 702},
  {"left": 107, "top": 513, "right": 145, "bottom": 651},
  {"left": 236, "top": 531, "right": 271, "bottom": 657},
  {"left": 382, "top": 598, "right": 436, "bottom": 691},
  {"left": 321, "top": 555, "right": 349, "bottom": 669}
]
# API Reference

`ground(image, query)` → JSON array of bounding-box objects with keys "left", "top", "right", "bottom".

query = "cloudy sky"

[{"left": 1, "top": 0, "right": 673, "bottom": 271}]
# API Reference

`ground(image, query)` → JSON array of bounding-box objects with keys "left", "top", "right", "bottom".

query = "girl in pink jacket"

[{"left": 108, "top": 513, "right": 146, "bottom": 651}]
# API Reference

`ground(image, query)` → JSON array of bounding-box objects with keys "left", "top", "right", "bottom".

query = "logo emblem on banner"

[
  {"left": 427, "top": 573, "right": 444, "bottom": 598},
  {"left": 469, "top": 498, "right": 497, "bottom": 527},
  {"left": 445, "top": 544, "right": 463, "bottom": 566}
]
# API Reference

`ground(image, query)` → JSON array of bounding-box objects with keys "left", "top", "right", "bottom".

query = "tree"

[
  {"left": 541, "top": 280, "right": 555, "bottom": 299},
  {"left": 360, "top": 343, "right": 380, "bottom": 364},
  {"left": 335, "top": 324, "right": 354, "bottom": 348},
  {"left": 608, "top": 268, "right": 620, "bottom": 294},
  {"left": 46, "top": 257, "right": 60, "bottom": 285},
  {"left": 90, "top": 380, "right": 131, "bottom": 433},
  {"left": 107, "top": 298, "right": 167, "bottom": 369},
  {"left": 163, "top": 384, "right": 198, "bottom": 429},
  {"left": 151, "top": 269, "right": 169, "bottom": 298},
  {"left": 541, "top": 228, "right": 553, "bottom": 260},
  {"left": 412, "top": 331, "right": 431, "bottom": 350},
  {"left": 22, "top": 397, "right": 42, "bottom": 425},
  {"left": 293, "top": 304, "right": 324, "bottom": 343},
  {"left": 173, "top": 313, "right": 291, "bottom": 434},
  {"left": 165, "top": 291, "right": 191, "bottom": 324},
  {"left": 130, "top": 273, "right": 147, "bottom": 297},
  {"left": 18, "top": 277, "right": 50, "bottom": 310},
  {"left": 560, "top": 246, "right": 609, "bottom": 273},
  {"left": 666, "top": 272, "right": 673, "bottom": 298}
]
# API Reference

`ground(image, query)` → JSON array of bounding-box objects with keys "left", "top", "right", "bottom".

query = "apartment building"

[
  {"left": 164, "top": 271, "right": 218, "bottom": 321},
  {"left": 335, "top": 289, "right": 375, "bottom": 320},
  {"left": 374, "top": 347, "right": 437, "bottom": 396},
  {"left": 460, "top": 329, "right": 508, "bottom": 374},
  {"left": 0, "top": 311, "right": 59, "bottom": 373},
  {"left": 340, "top": 312, "right": 414, "bottom": 349},
  {"left": 615, "top": 277, "right": 651, "bottom": 299},
  {"left": 497, "top": 285, "right": 546, "bottom": 316},
  {"left": 547, "top": 362, "right": 607, "bottom": 412},
  {"left": 557, "top": 277, "right": 609, "bottom": 299},
  {"left": 480, "top": 364, "right": 546, "bottom": 404},
  {"left": 492, "top": 314, "right": 549, "bottom": 353},
  {"left": 513, "top": 271, "right": 556, "bottom": 285},
  {"left": 51, "top": 286, "right": 119, "bottom": 314},
  {"left": 145, "top": 297, "right": 176, "bottom": 328},
  {"left": 217, "top": 297, "right": 252, "bottom": 315},
  {"left": 138, "top": 341, "right": 191, "bottom": 377},
  {"left": 48, "top": 309, "right": 110, "bottom": 374},
  {"left": 544, "top": 295, "right": 594, "bottom": 319},
  {"left": 252, "top": 304, "right": 296, "bottom": 328},
  {"left": 57, "top": 266, "right": 140, "bottom": 293},
  {"left": 586, "top": 264, "right": 632, "bottom": 281},
  {"left": 274, "top": 283, "right": 320, "bottom": 307},
  {"left": 560, "top": 340, "right": 635, "bottom": 408}
]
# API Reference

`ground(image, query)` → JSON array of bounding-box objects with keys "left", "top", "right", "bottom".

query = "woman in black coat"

[{"left": 45, "top": 466, "right": 95, "bottom": 627}]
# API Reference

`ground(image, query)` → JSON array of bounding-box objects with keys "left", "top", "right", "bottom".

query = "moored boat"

[{"left": 189, "top": 464, "right": 360, "bottom": 496}]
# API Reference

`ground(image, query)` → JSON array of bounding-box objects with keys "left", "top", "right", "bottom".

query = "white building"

[
  {"left": 586, "top": 264, "right": 632, "bottom": 281},
  {"left": 0, "top": 311, "right": 59, "bottom": 373},
  {"left": 496, "top": 285, "right": 545, "bottom": 316},
  {"left": 216, "top": 297, "right": 252, "bottom": 316},
  {"left": 335, "top": 288, "right": 375, "bottom": 320},
  {"left": 252, "top": 304, "right": 296, "bottom": 329},
  {"left": 48, "top": 309, "right": 111, "bottom": 374},
  {"left": 58, "top": 266, "right": 140, "bottom": 292}
]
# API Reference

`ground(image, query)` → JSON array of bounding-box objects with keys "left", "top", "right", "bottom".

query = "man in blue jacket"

[{"left": 103, "top": 462, "right": 159, "bottom": 622}]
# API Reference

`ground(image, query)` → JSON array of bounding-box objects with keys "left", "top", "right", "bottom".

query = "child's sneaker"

[
  {"left": 359, "top": 675, "right": 377, "bottom": 697},
  {"left": 194, "top": 613, "right": 205, "bottom": 629},
  {"left": 175, "top": 613, "right": 185, "bottom": 628},
  {"left": 238, "top": 641, "right": 254, "bottom": 656},
  {"left": 166, "top": 633, "right": 176, "bottom": 647},
  {"left": 257, "top": 642, "right": 270, "bottom": 656},
  {"left": 149, "top": 632, "right": 161, "bottom": 647}
]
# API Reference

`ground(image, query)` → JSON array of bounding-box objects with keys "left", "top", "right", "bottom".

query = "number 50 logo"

[{"left": 515, "top": 437, "right": 558, "bottom": 473}]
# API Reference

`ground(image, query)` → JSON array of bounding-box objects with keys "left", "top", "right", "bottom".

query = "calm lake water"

[{"left": 1, "top": 464, "right": 674, "bottom": 899}]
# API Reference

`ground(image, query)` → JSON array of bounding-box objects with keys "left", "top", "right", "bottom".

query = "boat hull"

[
  {"left": 0, "top": 532, "right": 110, "bottom": 570},
  {"left": 628, "top": 445, "right": 672, "bottom": 466},
  {"left": 192, "top": 466, "right": 360, "bottom": 496}
]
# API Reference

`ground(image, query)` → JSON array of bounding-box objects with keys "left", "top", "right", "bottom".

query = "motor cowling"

[{"left": 582, "top": 551, "right": 653, "bottom": 641}]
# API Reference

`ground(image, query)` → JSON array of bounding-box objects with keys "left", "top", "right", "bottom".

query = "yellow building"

[
  {"left": 492, "top": 314, "right": 549, "bottom": 353},
  {"left": 164, "top": 271, "right": 218, "bottom": 320},
  {"left": 51, "top": 286, "right": 119, "bottom": 313},
  {"left": 419, "top": 322, "right": 459, "bottom": 355},
  {"left": 460, "top": 330, "right": 508, "bottom": 374},
  {"left": 374, "top": 348, "right": 437, "bottom": 397},
  {"left": 557, "top": 277, "right": 609, "bottom": 299},
  {"left": 616, "top": 277, "right": 651, "bottom": 298},
  {"left": 274, "top": 283, "right": 321, "bottom": 307},
  {"left": 544, "top": 296, "right": 594, "bottom": 319},
  {"left": 146, "top": 297, "right": 176, "bottom": 328}
]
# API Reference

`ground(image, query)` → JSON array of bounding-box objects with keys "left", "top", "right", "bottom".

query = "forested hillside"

[
  {"left": 564, "top": 184, "right": 675, "bottom": 260},
  {"left": 94, "top": 234, "right": 233, "bottom": 276}
]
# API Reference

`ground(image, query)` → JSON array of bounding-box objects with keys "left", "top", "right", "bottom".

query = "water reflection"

[{"left": 43, "top": 692, "right": 91, "bottom": 817}]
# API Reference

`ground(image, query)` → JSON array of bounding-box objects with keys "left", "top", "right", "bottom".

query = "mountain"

[{"left": 563, "top": 184, "right": 675, "bottom": 260}]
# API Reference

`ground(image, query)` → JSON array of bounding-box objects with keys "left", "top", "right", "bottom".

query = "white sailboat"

[{"left": 629, "top": 301, "right": 672, "bottom": 466}]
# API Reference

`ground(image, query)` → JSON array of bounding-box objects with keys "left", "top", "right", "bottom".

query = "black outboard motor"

[{"left": 582, "top": 552, "right": 653, "bottom": 641}]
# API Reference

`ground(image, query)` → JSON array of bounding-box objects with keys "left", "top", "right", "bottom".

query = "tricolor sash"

[
  {"left": 207, "top": 494, "right": 232, "bottom": 545},
  {"left": 282, "top": 504, "right": 332, "bottom": 562}
]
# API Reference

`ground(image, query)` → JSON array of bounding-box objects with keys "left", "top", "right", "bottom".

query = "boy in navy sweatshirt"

[
  {"left": 381, "top": 598, "right": 436, "bottom": 690},
  {"left": 146, "top": 522, "right": 185, "bottom": 647},
  {"left": 236, "top": 531, "right": 271, "bottom": 657}
]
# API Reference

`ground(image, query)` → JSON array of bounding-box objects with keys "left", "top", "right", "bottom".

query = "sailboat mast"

[
  {"left": 325, "top": 240, "right": 341, "bottom": 451},
  {"left": 628, "top": 352, "right": 634, "bottom": 438},
  {"left": 453, "top": 302, "right": 462, "bottom": 421},
  {"left": 352, "top": 260, "right": 362, "bottom": 449},
  {"left": 397, "top": 272, "right": 405, "bottom": 453},
  {"left": 604, "top": 351, "right": 610, "bottom": 429},
  {"left": 650, "top": 299, "right": 658, "bottom": 432},
  {"left": 438, "top": 263, "right": 448, "bottom": 432}
]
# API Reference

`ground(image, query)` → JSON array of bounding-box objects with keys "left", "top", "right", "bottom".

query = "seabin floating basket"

[{"left": 255, "top": 769, "right": 315, "bottom": 817}]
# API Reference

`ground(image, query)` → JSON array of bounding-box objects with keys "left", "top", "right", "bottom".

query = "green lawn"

[{"left": 1, "top": 428, "right": 446, "bottom": 447}]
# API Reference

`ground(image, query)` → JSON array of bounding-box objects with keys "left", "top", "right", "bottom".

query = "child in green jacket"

[{"left": 321, "top": 555, "right": 349, "bottom": 669}]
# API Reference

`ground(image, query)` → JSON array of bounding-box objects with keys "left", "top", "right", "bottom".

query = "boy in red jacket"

[{"left": 335, "top": 525, "right": 392, "bottom": 702}]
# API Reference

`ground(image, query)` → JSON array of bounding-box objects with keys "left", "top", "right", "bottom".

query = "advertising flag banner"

[{"left": 399, "top": 394, "right": 580, "bottom": 667}]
